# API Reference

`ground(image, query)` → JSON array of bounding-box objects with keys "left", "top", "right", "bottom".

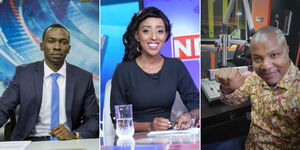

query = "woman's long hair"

[{"left": 122, "top": 7, "right": 171, "bottom": 62}]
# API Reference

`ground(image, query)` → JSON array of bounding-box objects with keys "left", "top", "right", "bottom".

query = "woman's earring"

[{"left": 137, "top": 41, "right": 141, "bottom": 52}]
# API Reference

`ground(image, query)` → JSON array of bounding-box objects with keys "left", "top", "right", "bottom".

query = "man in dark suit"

[{"left": 0, "top": 24, "right": 99, "bottom": 141}]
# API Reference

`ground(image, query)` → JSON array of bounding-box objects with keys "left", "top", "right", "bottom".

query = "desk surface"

[
  {"left": 202, "top": 94, "right": 251, "bottom": 119},
  {"left": 101, "top": 130, "right": 200, "bottom": 150},
  {"left": 201, "top": 93, "right": 251, "bottom": 144},
  {"left": 26, "top": 138, "right": 99, "bottom": 150}
]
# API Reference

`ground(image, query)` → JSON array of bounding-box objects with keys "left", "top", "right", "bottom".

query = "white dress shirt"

[{"left": 29, "top": 61, "right": 68, "bottom": 137}]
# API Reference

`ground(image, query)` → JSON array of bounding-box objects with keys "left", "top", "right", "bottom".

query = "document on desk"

[
  {"left": 0, "top": 141, "right": 31, "bottom": 150},
  {"left": 147, "top": 128, "right": 200, "bottom": 136}
]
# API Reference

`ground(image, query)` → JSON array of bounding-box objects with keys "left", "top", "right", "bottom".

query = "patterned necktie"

[{"left": 50, "top": 73, "right": 60, "bottom": 140}]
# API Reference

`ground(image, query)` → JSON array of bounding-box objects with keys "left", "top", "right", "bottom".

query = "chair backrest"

[
  {"left": 102, "top": 79, "right": 116, "bottom": 138},
  {"left": 170, "top": 91, "right": 188, "bottom": 121}
]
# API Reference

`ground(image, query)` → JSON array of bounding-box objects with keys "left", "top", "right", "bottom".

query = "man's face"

[
  {"left": 251, "top": 32, "right": 290, "bottom": 86},
  {"left": 40, "top": 27, "right": 70, "bottom": 68}
]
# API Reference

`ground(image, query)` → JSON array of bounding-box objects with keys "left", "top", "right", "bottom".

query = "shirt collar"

[
  {"left": 277, "top": 62, "right": 297, "bottom": 89},
  {"left": 44, "top": 61, "right": 67, "bottom": 79}
]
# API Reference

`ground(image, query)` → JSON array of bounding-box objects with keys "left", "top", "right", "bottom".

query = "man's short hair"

[
  {"left": 42, "top": 24, "right": 70, "bottom": 42},
  {"left": 250, "top": 26, "right": 287, "bottom": 48}
]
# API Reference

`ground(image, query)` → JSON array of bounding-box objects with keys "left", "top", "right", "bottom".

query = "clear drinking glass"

[
  {"left": 117, "top": 137, "right": 135, "bottom": 146},
  {"left": 115, "top": 104, "right": 135, "bottom": 138}
]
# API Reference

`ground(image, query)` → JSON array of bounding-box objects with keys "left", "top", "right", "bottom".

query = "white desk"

[
  {"left": 26, "top": 138, "right": 99, "bottom": 150},
  {"left": 101, "top": 129, "right": 200, "bottom": 150}
]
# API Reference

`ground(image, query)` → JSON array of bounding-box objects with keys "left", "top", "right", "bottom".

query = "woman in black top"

[{"left": 110, "top": 7, "right": 199, "bottom": 132}]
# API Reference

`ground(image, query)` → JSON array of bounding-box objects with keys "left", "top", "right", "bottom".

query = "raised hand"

[{"left": 215, "top": 68, "right": 252, "bottom": 94}]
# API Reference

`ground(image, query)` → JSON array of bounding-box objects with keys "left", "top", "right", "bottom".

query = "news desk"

[
  {"left": 201, "top": 93, "right": 251, "bottom": 144},
  {"left": 27, "top": 138, "right": 99, "bottom": 150},
  {"left": 101, "top": 130, "right": 200, "bottom": 150}
]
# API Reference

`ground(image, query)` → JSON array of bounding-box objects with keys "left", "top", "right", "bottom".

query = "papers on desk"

[
  {"left": 147, "top": 128, "right": 200, "bottom": 136},
  {"left": 0, "top": 141, "right": 31, "bottom": 150}
]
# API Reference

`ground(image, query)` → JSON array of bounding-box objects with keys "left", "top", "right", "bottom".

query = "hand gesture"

[{"left": 215, "top": 68, "right": 252, "bottom": 93}]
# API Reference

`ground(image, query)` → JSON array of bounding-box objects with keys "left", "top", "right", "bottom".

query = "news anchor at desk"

[
  {"left": 0, "top": 24, "right": 99, "bottom": 141},
  {"left": 110, "top": 7, "right": 199, "bottom": 132}
]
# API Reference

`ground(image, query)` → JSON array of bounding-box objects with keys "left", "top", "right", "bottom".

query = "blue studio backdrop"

[{"left": 100, "top": 0, "right": 139, "bottom": 121}]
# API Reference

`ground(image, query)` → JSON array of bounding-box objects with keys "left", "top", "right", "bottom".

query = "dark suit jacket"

[{"left": 0, "top": 61, "right": 99, "bottom": 140}]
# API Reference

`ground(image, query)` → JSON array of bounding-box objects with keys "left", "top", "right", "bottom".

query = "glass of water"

[
  {"left": 117, "top": 137, "right": 135, "bottom": 146},
  {"left": 115, "top": 104, "right": 134, "bottom": 138}
]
